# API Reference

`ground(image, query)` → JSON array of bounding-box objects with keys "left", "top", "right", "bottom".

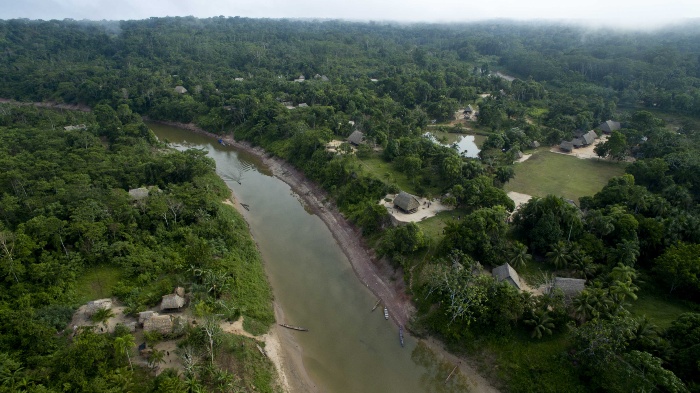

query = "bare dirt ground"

[
  {"left": 550, "top": 135, "right": 608, "bottom": 159},
  {"left": 507, "top": 191, "right": 533, "bottom": 211},
  {"left": 380, "top": 194, "right": 454, "bottom": 223},
  {"left": 151, "top": 120, "right": 500, "bottom": 393}
]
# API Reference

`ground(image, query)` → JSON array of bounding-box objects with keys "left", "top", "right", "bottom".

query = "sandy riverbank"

[{"left": 152, "top": 120, "right": 500, "bottom": 393}]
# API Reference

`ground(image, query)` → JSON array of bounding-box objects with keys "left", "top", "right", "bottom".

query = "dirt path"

[{"left": 150, "top": 120, "right": 499, "bottom": 393}]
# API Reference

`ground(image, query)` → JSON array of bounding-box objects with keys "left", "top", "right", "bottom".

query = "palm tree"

[
  {"left": 572, "top": 290, "right": 596, "bottom": 323},
  {"left": 91, "top": 307, "right": 115, "bottom": 327},
  {"left": 525, "top": 310, "right": 555, "bottom": 339},
  {"left": 507, "top": 242, "right": 532, "bottom": 270},
  {"left": 571, "top": 254, "right": 597, "bottom": 279},
  {"left": 546, "top": 241, "right": 571, "bottom": 270},
  {"left": 113, "top": 334, "right": 135, "bottom": 371},
  {"left": 610, "top": 263, "right": 639, "bottom": 285},
  {"left": 148, "top": 348, "right": 166, "bottom": 370}
]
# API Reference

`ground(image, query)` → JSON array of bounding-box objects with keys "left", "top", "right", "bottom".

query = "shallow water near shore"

[{"left": 149, "top": 122, "right": 473, "bottom": 393}]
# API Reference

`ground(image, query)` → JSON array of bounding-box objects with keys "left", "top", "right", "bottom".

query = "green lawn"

[
  {"left": 630, "top": 291, "right": 694, "bottom": 329},
  {"left": 504, "top": 151, "right": 626, "bottom": 203},
  {"left": 73, "top": 266, "right": 122, "bottom": 303}
]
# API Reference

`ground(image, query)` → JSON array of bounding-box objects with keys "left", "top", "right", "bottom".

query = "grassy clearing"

[
  {"left": 504, "top": 151, "right": 626, "bottom": 203},
  {"left": 73, "top": 266, "right": 122, "bottom": 303},
  {"left": 630, "top": 290, "right": 694, "bottom": 329},
  {"left": 358, "top": 155, "right": 432, "bottom": 195},
  {"left": 416, "top": 209, "right": 464, "bottom": 241}
]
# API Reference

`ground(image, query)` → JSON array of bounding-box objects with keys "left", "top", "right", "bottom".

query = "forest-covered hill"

[{"left": 1, "top": 17, "right": 700, "bottom": 393}]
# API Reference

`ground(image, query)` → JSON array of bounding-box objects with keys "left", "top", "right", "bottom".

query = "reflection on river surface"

[{"left": 149, "top": 122, "right": 473, "bottom": 393}]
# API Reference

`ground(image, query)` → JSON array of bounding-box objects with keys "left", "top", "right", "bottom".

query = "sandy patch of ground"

[
  {"left": 516, "top": 153, "right": 532, "bottom": 163},
  {"left": 380, "top": 194, "right": 454, "bottom": 223},
  {"left": 507, "top": 191, "right": 532, "bottom": 210},
  {"left": 550, "top": 135, "right": 609, "bottom": 159},
  {"left": 220, "top": 312, "right": 299, "bottom": 393},
  {"left": 70, "top": 302, "right": 135, "bottom": 334}
]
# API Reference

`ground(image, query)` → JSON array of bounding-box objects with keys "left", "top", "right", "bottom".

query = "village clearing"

[
  {"left": 380, "top": 193, "right": 453, "bottom": 223},
  {"left": 504, "top": 150, "right": 626, "bottom": 203}
]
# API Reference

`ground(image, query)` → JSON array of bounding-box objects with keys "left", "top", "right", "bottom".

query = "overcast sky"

[{"left": 1, "top": 0, "right": 699, "bottom": 29}]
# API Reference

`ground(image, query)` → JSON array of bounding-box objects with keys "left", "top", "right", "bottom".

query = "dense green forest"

[
  {"left": 1, "top": 16, "right": 700, "bottom": 392},
  {"left": 0, "top": 105, "right": 275, "bottom": 392}
]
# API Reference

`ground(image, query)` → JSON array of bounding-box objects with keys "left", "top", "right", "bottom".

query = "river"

[{"left": 149, "top": 122, "right": 475, "bottom": 393}]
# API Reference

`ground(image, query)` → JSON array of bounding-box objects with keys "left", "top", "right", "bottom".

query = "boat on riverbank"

[
  {"left": 384, "top": 307, "right": 389, "bottom": 320},
  {"left": 279, "top": 323, "right": 309, "bottom": 332},
  {"left": 399, "top": 326, "right": 404, "bottom": 347},
  {"left": 372, "top": 299, "right": 381, "bottom": 311}
]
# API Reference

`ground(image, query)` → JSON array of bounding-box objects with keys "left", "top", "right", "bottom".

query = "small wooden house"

[
  {"left": 393, "top": 191, "right": 421, "bottom": 213},
  {"left": 492, "top": 263, "right": 522, "bottom": 291}
]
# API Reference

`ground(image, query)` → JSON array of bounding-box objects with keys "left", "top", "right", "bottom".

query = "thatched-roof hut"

[
  {"left": 128, "top": 187, "right": 150, "bottom": 201},
  {"left": 64, "top": 124, "right": 87, "bottom": 131},
  {"left": 347, "top": 130, "right": 365, "bottom": 146},
  {"left": 530, "top": 141, "right": 540, "bottom": 148},
  {"left": 143, "top": 315, "right": 173, "bottom": 334},
  {"left": 551, "top": 277, "right": 586, "bottom": 299},
  {"left": 138, "top": 311, "right": 157, "bottom": 325},
  {"left": 174, "top": 86, "right": 188, "bottom": 94},
  {"left": 492, "top": 263, "right": 522, "bottom": 291},
  {"left": 160, "top": 294, "right": 185, "bottom": 311},
  {"left": 393, "top": 191, "right": 421, "bottom": 213},
  {"left": 560, "top": 141, "right": 574, "bottom": 152},
  {"left": 597, "top": 120, "right": 621, "bottom": 134},
  {"left": 86, "top": 299, "right": 112, "bottom": 316},
  {"left": 582, "top": 130, "right": 598, "bottom": 145}
]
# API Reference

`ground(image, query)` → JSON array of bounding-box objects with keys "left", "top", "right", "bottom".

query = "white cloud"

[{"left": 1, "top": 0, "right": 699, "bottom": 28}]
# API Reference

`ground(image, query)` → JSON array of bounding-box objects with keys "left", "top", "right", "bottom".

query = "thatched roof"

[
  {"left": 492, "top": 263, "right": 522, "bottom": 291},
  {"left": 234, "top": 77, "right": 244, "bottom": 81},
  {"left": 174, "top": 86, "right": 188, "bottom": 94},
  {"left": 64, "top": 124, "right": 87, "bottom": 131},
  {"left": 128, "top": 187, "right": 150, "bottom": 201},
  {"left": 530, "top": 141, "right": 540, "bottom": 148},
  {"left": 598, "top": 120, "right": 621, "bottom": 133},
  {"left": 347, "top": 130, "right": 365, "bottom": 145},
  {"left": 297, "top": 103, "right": 309, "bottom": 108},
  {"left": 582, "top": 130, "right": 597, "bottom": 145},
  {"left": 393, "top": 191, "right": 420, "bottom": 213},
  {"left": 572, "top": 138, "right": 584, "bottom": 148},
  {"left": 86, "top": 299, "right": 112, "bottom": 316},
  {"left": 175, "top": 287, "right": 185, "bottom": 297},
  {"left": 464, "top": 105, "right": 474, "bottom": 113},
  {"left": 560, "top": 141, "right": 574, "bottom": 152},
  {"left": 143, "top": 315, "right": 173, "bottom": 334},
  {"left": 552, "top": 277, "right": 586, "bottom": 298},
  {"left": 160, "top": 294, "right": 185, "bottom": 311},
  {"left": 138, "top": 311, "right": 158, "bottom": 325}
]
